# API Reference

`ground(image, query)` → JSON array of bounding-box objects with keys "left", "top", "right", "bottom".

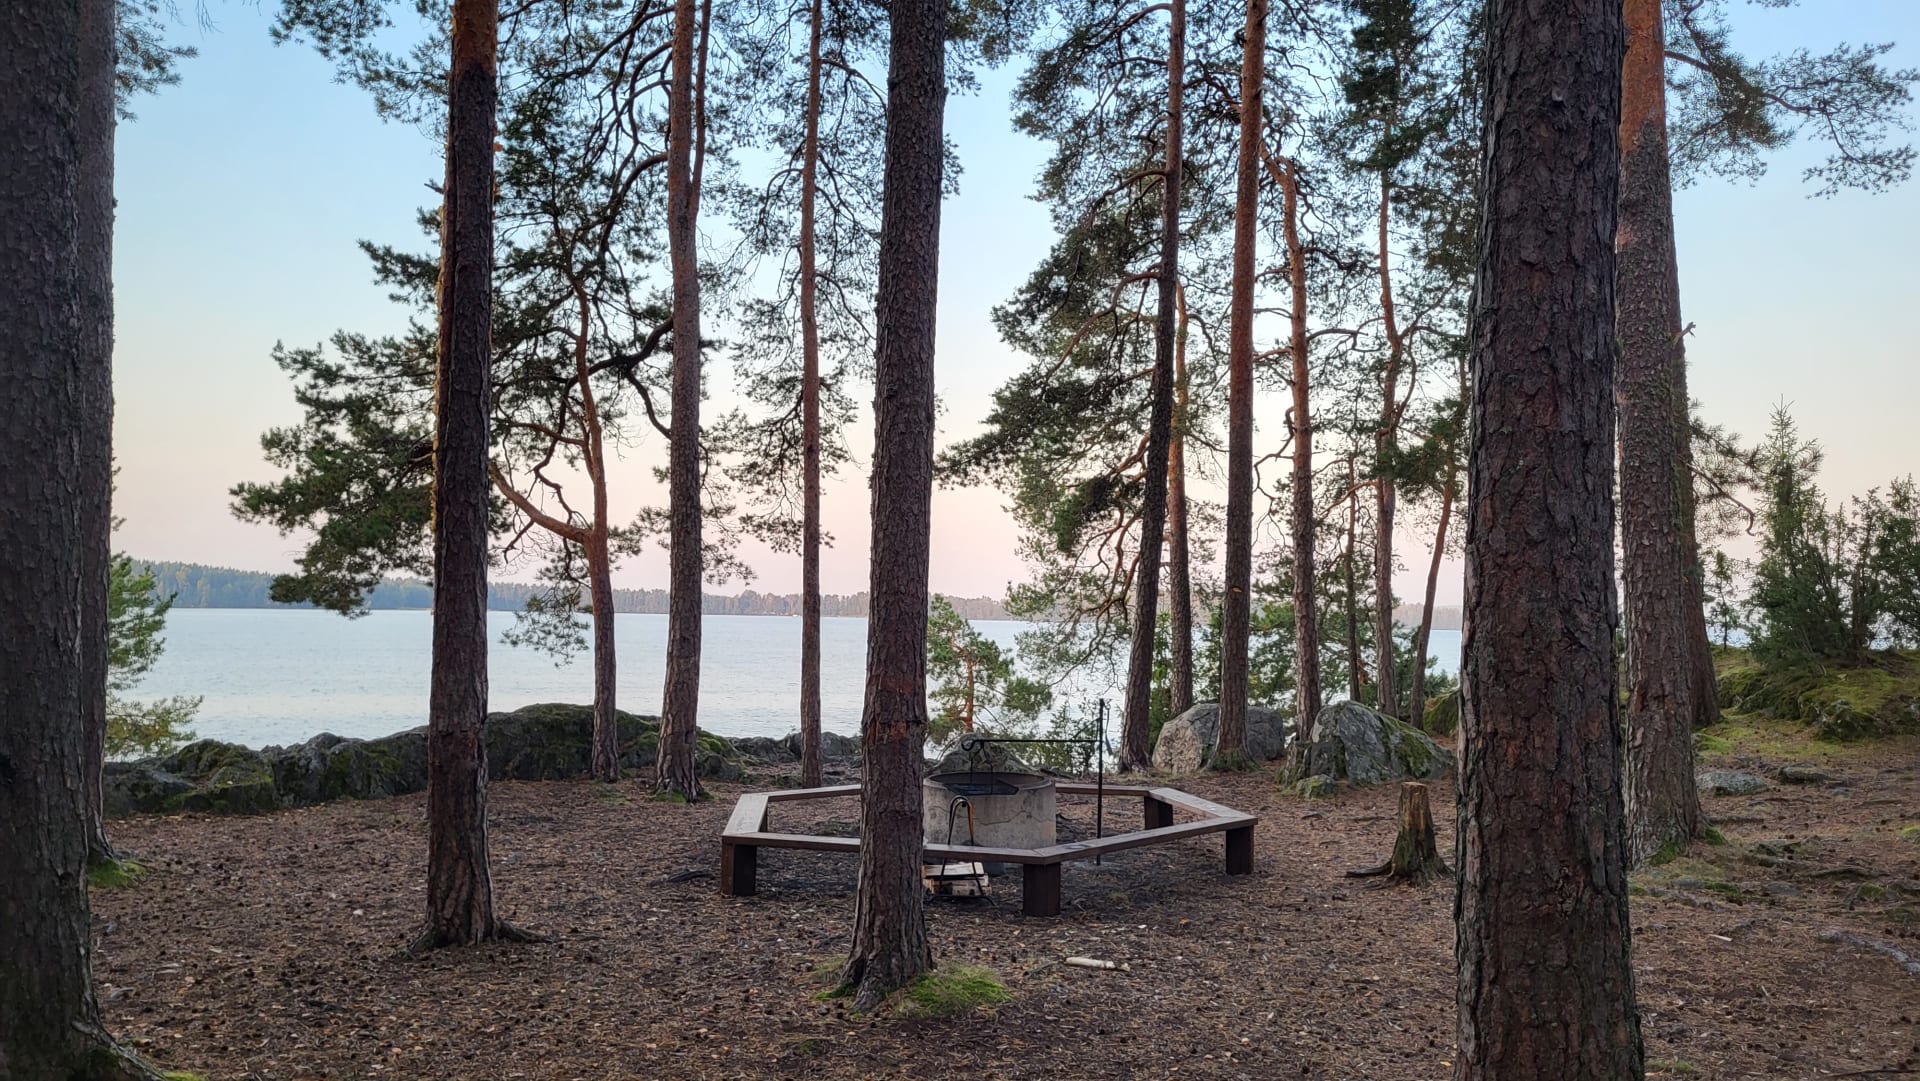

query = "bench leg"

[
  {"left": 1021, "top": 863, "right": 1061, "bottom": 917},
  {"left": 1144, "top": 795, "right": 1174, "bottom": 831},
  {"left": 720, "top": 841, "right": 757, "bottom": 896},
  {"left": 1225, "top": 824, "right": 1253, "bottom": 876}
]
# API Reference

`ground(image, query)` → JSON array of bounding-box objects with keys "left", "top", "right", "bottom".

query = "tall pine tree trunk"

[
  {"left": 421, "top": 0, "right": 509, "bottom": 950},
  {"left": 1119, "top": 0, "right": 1184, "bottom": 772},
  {"left": 657, "top": 0, "right": 706, "bottom": 800},
  {"left": 81, "top": 0, "right": 120, "bottom": 871},
  {"left": 1216, "top": 0, "right": 1263, "bottom": 764},
  {"left": 1408, "top": 474, "right": 1454, "bottom": 725},
  {"left": 1617, "top": 0, "right": 1704, "bottom": 864},
  {"left": 0, "top": 3, "right": 164, "bottom": 1075},
  {"left": 1165, "top": 285, "right": 1195, "bottom": 719},
  {"left": 1373, "top": 178, "right": 1402, "bottom": 719},
  {"left": 1267, "top": 152, "right": 1322, "bottom": 746},
  {"left": 1455, "top": 0, "right": 1644, "bottom": 1075},
  {"left": 798, "top": 0, "right": 826, "bottom": 789},
  {"left": 1346, "top": 461, "right": 1363, "bottom": 701},
  {"left": 841, "top": 0, "right": 946, "bottom": 1010}
]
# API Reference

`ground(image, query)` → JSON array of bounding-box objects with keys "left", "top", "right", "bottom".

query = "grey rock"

[
  {"left": 1775, "top": 765, "right": 1835, "bottom": 786},
  {"left": 1697, "top": 770, "right": 1769, "bottom": 796},
  {"left": 1150, "top": 702, "right": 1291, "bottom": 772},
  {"left": 1284, "top": 701, "right": 1453, "bottom": 788},
  {"left": 928, "top": 736, "right": 1036, "bottom": 777},
  {"left": 1290, "top": 774, "right": 1337, "bottom": 799},
  {"left": 101, "top": 763, "right": 194, "bottom": 817}
]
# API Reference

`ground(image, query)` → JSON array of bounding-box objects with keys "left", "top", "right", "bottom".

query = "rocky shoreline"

[{"left": 105, "top": 703, "right": 860, "bottom": 817}]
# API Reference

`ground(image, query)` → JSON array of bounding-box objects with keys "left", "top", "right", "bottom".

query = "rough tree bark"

[
  {"left": 81, "top": 0, "right": 120, "bottom": 870},
  {"left": 798, "top": 0, "right": 827, "bottom": 789},
  {"left": 1216, "top": 0, "right": 1264, "bottom": 765},
  {"left": 420, "top": 0, "right": 513, "bottom": 951},
  {"left": 1165, "top": 284, "right": 1195, "bottom": 720},
  {"left": 840, "top": 0, "right": 946, "bottom": 1010},
  {"left": 1454, "top": 0, "right": 1644, "bottom": 1076},
  {"left": 1372, "top": 175, "right": 1404, "bottom": 719},
  {"left": 1617, "top": 0, "right": 1705, "bottom": 865},
  {"left": 0, "top": 3, "right": 167, "bottom": 1076},
  {"left": 1261, "top": 149, "right": 1323, "bottom": 746},
  {"left": 657, "top": 0, "right": 706, "bottom": 800},
  {"left": 1119, "top": 0, "right": 1185, "bottom": 773}
]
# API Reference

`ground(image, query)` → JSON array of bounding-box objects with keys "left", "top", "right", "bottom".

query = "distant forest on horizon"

[
  {"left": 134, "top": 560, "right": 1016, "bottom": 621},
  {"left": 134, "top": 560, "right": 1464, "bottom": 629}
]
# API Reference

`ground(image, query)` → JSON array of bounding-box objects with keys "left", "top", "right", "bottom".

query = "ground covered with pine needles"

[{"left": 93, "top": 716, "right": 1920, "bottom": 1080}]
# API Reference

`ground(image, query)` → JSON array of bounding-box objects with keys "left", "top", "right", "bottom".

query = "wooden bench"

[{"left": 719, "top": 782, "right": 1256, "bottom": 917}]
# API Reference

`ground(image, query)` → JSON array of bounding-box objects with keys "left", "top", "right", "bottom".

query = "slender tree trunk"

[
  {"left": 1617, "top": 0, "right": 1704, "bottom": 864},
  {"left": 1346, "top": 460, "right": 1363, "bottom": 701},
  {"left": 1373, "top": 178, "right": 1402, "bottom": 719},
  {"left": 1266, "top": 153, "right": 1322, "bottom": 747},
  {"left": 421, "top": 0, "right": 509, "bottom": 950},
  {"left": 1409, "top": 474, "right": 1455, "bottom": 725},
  {"left": 587, "top": 527, "right": 619, "bottom": 781},
  {"left": 1216, "top": 0, "right": 1263, "bottom": 764},
  {"left": 657, "top": 0, "right": 706, "bottom": 800},
  {"left": 1119, "top": 0, "right": 1184, "bottom": 772},
  {"left": 841, "top": 0, "right": 946, "bottom": 1010},
  {"left": 798, "top": 0, "right": 826, "bottom": 789},
  {"left": 0, "top": 3, "right": 164, "bottom": 1075},
  {"left": 1455, "top": 0, "right": 1643, "bottom": 1075},
  {"left": 1165, "top": 285, "right": 1195, "bottom": 719}
]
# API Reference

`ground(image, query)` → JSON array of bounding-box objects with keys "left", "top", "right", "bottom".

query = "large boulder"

[
  {"left": 145, "top": 740, "right": 282, "bottom": 814},
  {"left": 1150, "top": 702, "right": 1290, "bottom": 772},
  {"left": 732, "top": 730, "right": 863, "bottom": 766},
  {"left": 1422, "top": 689, "right": 1460, "bottom": 737},
  {"left": 1285, "top": 701, "right": 1453, "bottom": 788}
]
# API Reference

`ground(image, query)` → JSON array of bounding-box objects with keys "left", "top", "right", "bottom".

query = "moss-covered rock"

[
  {"left": 1716, "top": 650, "right": 1920, "bottom": 741},
  {"left": 152, "top": 740, "right": 281, "bottom": 814},
  {"left": 1422, "top": 689, "right": 1460, "bottom": 737},
  {"left": 1284, "top": 701, "right": 1453, "bottom": 788}
]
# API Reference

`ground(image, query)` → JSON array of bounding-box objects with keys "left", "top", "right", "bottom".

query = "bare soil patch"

[{"left": 94, "top": 729, "right": 1920, "bottom": 1080}]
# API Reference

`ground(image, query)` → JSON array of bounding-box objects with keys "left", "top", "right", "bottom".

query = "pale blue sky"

[{"left": 112, "top": 2, "right": 1920, "bottom": 604}]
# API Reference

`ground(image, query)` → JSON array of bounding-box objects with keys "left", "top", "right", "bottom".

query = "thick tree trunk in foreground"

[
  {"left": 1119, "top": 0, "right": 1185, "bottom": 773},
  {"left": 0, "top": 4, "right": 164, "bottom": 1076},
  {"left": 1349, "top": 782, "right": 1450, "bottom": 885},
  {"left": 1165, "top": 288, "right": 1195, "bottom": 720},
  {"left": 798, "top": 0, "right": 827, "bottom": 789},
  {"left": 1617, "top": 0, "right": 1704, "bottom": 865},
  {"left": 840, "top": 0, "right": 946, "bottom": 1010},
  {"left": 1216, "top": 0, "right": 1263, "bottom": 765},
  {"left": 1408, "top": 476, "right": 1454, "bottom": 725},
  {"left": 1455, "top": 0, "right": 1643, "bottom": 1076},
  {"left": 421, "top": 0, "right": 510, "bottom": 950},
  {"left": 657, "top": 0, "right": 706, "bottom": 800}
]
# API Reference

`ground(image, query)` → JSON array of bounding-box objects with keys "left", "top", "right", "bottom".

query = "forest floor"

[{"left": 94, "top": 714, "right": 1920, "bottom": 1081}]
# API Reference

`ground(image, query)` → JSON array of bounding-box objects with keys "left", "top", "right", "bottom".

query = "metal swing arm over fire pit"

[{"left": 718, "top": 783, "right": 1256, "bottom": 916}]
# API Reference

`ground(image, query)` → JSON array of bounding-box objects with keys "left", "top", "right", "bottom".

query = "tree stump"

[{"left": 1348, "top": 782, "right": 1452, "bottom": 886}]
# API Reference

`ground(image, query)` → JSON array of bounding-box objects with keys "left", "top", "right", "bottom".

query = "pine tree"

[{"left": 1454, "top": 0, "right": 1644, "bottom": 1075}]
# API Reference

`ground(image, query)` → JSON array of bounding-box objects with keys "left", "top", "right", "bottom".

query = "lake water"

[{"left": 138, "top": 609, "right": 1463, "bottom": 748}]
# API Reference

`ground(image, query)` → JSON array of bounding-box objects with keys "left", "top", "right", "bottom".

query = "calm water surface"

[{"left": 139, "top": 609, "right": 1462, "bottom": 747}]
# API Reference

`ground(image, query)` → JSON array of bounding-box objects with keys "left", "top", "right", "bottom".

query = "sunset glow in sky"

[{"left": 112, "top": 2, "right": 1920, "bottom": 607}]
